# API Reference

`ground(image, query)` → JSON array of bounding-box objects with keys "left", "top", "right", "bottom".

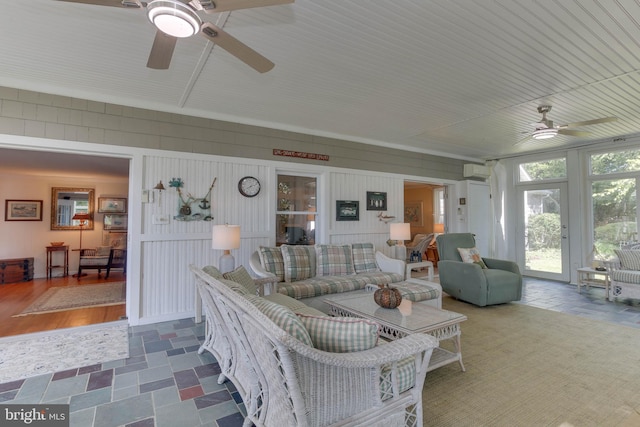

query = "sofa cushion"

[
  {"left": 394, "top": 281, "right": 440, "bottom": 302},
  {"left": 258, "top": 246, "right": 285, "bottom": 282},
  {"left": 219, "top": 278, "right": 250, "bottom": 296},
  {"left": 223, "top": 266, "right": 257, "bottom": 295},
  {"left": 277, "top": 272, "right": 404, "bottom": 299},
  {"left": 316, "top": 244, "right": 355, "bottom": 276},
  {"left": 612, "top": 269, "right": 640, "bottom": 284},
  {"left": 298, "top": 315, "right": 379, "bottom": 353},
  {"left": 614, "top": 249, "right": 640, "bottom": 271},
  {"left": 202, "top": 265, "right": 224, "bottom": 280},
  {"left": 380, "top": 355, "right": 416, "bottom": 399},
  {"left": 264, "top": 293, "right": 325, "bottom": 316},
  {"left": 457, "top": 247, "right": 487, "bottom": 269},
  {"left": 245, "top": 294, "right": 313, "bottom": 346},
  {"left": 281, "top": 245, "right": 316, "bottom": 282},
  {"left": 351, "top": 243, "right": 380, "bottom": 273}
]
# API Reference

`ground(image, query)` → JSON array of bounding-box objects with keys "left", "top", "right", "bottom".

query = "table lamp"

[
  {"left": 212, "top": 224, "right": 241, "bottom": 273},
  {"left": 390, "top": 223, "right": 411, "bottom": 259},
  {"left": 434, "top": 223, "right": 445, "bottom": 234}
]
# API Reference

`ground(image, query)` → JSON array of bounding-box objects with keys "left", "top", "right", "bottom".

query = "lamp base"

[{"left": 218, "top": 253, "right": 236, "bottom": 274}]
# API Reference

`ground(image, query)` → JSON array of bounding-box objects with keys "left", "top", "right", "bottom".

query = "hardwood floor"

[{"left": 0, "top": 273, "right": 126, "bottom": 338}]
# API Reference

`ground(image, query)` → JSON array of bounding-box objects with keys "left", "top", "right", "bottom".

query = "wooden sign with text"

[{"left": 273, "top": 149, "right": 329, "bottom": 161}]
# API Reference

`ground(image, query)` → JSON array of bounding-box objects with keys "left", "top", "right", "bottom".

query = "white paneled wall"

[{"left": 136, "top": 155, "right": 410, "bottom": 323}]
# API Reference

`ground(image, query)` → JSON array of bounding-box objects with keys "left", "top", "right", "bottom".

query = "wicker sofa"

[
  {"left": 249, "top": 243, "right": 441, "bottom": 313},
  {"left": 190, "top": 263, "right": 438, "bottom": 427}
]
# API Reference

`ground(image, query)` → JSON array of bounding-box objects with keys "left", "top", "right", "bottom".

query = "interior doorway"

[
  {"left": 0, "top": 147, "right": 130, "bottom": 337},
  {"left": 404, "top": 180, "right": 446, "bottom": 265}
]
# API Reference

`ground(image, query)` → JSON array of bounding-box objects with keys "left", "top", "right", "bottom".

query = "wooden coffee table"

[{"left": 324, "top": 291, "right": 466, "bottom": 372}]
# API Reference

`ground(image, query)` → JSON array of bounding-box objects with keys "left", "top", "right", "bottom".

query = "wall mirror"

[{"left": 51, "top": 187, "right": 95, "bottom": 230}]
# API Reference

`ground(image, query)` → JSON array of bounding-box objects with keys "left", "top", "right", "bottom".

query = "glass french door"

[{"left": 516, "top": 182, "right": 570, "bottom": 281}]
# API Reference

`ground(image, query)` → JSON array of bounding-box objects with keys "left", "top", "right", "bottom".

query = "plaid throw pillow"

[
  {"left": 351, "top": 243, "right": 379, "bottom": 273},
  {"left": 281, "top": 245, "right": 315, "bottom": 282},
  {"left": 223, "top": 266, "right": 257, "bottom": 295},
  {"left": 258, "top": 246, "right": 285, "bottom": 282},
  {"left": 315, "top": 244, "right": 355, "bottom": 276},
  {"left": 298, "top": 314, "right": 379, "bottom": 353}
]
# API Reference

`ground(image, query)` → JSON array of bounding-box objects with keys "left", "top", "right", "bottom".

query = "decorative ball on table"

[{"left": 374, "top": 284, "right": 403, "bottom": 309}]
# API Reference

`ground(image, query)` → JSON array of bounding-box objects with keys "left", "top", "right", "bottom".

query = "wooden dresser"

[{"left": 0, "top": 257, "right": 34, "bottom": 284}]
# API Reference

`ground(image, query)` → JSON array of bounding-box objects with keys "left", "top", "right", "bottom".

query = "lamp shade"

[
  {"left": 212, "top": 224, "right": 241, "bottom": 250},
  {"left": 390, "top": 223, "right": 411, "bottom": 242},
  {"left": 72, "top": 213, "right": 91, "bottom": 222},
  {"left": 434, "top": 223, "right": 445, "bottom": 234}
]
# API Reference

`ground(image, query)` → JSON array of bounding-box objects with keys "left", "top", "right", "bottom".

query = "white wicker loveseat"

[
  {"left": 190, "top": 264, "right": 438, "bottom": 427},
  {"left": 609, "top": 243, "right": 640, "bottom": 300},
  {"left": 249, "top": 243, "right": 441, "bottom": 313}
]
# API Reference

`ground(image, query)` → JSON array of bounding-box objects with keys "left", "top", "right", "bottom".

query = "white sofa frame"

[
  {"left": 190, "top": 264, "right": 438, "bottom": 427},
  {"left": 609, "top": 243, "right": 640, "bottom": 300}
]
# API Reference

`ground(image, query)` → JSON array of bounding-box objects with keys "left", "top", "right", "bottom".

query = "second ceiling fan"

[
  {"left": 59, "top": 0, "right": 293, "bottom": 72},
  {"left": 518, "top": 105, "right": 618, "bottom": 144}
]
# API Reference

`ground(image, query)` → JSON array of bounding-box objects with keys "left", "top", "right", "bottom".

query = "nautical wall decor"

[{"left": 169, "top": 177, "right": 217, "bottom": 221}]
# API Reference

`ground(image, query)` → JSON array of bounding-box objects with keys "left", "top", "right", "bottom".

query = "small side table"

[
  {"left": 46, "top": 245, "right": 69, "bottom": 278},
  {"left": 577, "top": 267, "right": 610, "bottom": 301},
  {"left": 406, "top": 260, "right": 434, "bottom": 281}
]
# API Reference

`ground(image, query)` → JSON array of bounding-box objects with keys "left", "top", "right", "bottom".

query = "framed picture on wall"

[
  {"left": 405, "top": 202, "right": 424, "bottom": 227},
  {"left": 4, "top": 200, "right": 43, "bottom": 221},
  {"left": 366, "top": 192, "right": 387, "bottom": 211},
  {"left": 103, "top": 214, "right": 128, "bottom": 230},
  {"left": 336, "top": 200, "right": 359, "bottom": 221},
  {"left": 98, "top": 197, "right": 127, "bottom": 213}
]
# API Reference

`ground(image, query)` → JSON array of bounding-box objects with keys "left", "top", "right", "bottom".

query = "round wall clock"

[{"left": 238, "top": 176, "right": 261, "bottom": 197}]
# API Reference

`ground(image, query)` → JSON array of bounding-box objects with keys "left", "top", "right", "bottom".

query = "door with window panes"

[
  {"left": 515, "top": 158, "right": 570, "bottom": 281},
  {"left": 276, "top": 174, "right": 317, "bottom": 246}
]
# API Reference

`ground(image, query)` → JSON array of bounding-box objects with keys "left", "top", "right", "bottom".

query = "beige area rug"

[
  {"left": 423, "top": 297, "right": 640, "bottom": 427},
  {"left": 0, "top": 321, "right": 129, "bottom": 383},
  {"left": 14, "top": 282, "right": 126, "bottom": 316}
]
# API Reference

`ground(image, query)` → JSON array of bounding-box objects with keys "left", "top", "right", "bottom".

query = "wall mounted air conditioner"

[{"left": 463, "top": 164, "right": 490, "bottom": 179}]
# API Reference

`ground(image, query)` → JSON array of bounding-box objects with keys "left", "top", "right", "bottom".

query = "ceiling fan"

[
  {"left": 518, "top": 105, "right": 617, "bottom": 144},
  {"left": 58, "top": 0, "right": 293, "bottom": 72}
]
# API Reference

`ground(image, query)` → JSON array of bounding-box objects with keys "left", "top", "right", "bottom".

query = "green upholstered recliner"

[{"left": 436, "top": 233, "right": 522, "bottom": 306}]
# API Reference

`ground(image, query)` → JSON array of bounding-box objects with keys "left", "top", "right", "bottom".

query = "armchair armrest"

[
  {"left": 375, "top": 251, "right": 405, "bottom": 276},
  {"left": 483, "top": 257, "right": 521, "bottom": 274},
  {"left": 253, "top": 275, "right": 279, "bottom": 296},
  {"left": 249, "top": 251, "right": 273, "bottom": 278}
]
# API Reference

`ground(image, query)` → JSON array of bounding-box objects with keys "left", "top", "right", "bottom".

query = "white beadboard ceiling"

[{"left": 2, "top": 0, "right": 640, "bottom": 162}]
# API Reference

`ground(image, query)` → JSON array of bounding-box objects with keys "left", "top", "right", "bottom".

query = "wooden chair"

[
  {"left": 109, "top": 249, "right": 127, "bottom": 275},
  {"left": 77, "top": 247, "right": 114, "bottom": 278}
]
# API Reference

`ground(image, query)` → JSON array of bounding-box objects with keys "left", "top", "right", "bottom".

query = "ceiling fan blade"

[
  {"left": 561, "top": 117, "right": 618, "bottom": 128},
  {"left": 147, "top": 31, "right": 177, "bottom": 69},
  {"left": 56, "top": 0, "right": 143, "bottom": 7},
  {"left": 558, "top": 129, "right": 591, "bottom": 137},
  {"left": 197, "top": 0, "right": 293, "bottom": 13},
  {"left": 200, "top": 23, "right": 274, "bottom": 73}
]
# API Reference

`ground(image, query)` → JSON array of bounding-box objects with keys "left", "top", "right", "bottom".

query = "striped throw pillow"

[
  {"left": 315, "top": 244, "right": 355, "bottom": 276},
  {"left": 258, "top": 246, "right": 285, "bottom": 282},
  {"left": 614, "top": 249, "right": 640, "bottom": 271},
  {"left": 281, "top": 245, "right": 315, "bottom": 282},
  {"left": 298, "top": 314, "right": 379, "bottom": 353},
  {"left": 245, "top": 294, "right": 312, "bottom": 346},
  {"left": 351, "top": 243, "right": 379, "bottom": 273}
]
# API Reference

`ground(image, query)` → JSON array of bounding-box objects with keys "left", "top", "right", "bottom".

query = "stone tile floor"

[{"left": 1, "top": 277, "right": 639, "bottom": 426}]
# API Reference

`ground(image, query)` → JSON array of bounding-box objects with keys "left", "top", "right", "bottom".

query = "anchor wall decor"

[{"left": 168, "top": 177, "right": 217, "bottom": 221}]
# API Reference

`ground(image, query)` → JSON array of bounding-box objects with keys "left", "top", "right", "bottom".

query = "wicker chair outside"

[{"left": 190, "top": 264, "right": 438, "bottom": 427}]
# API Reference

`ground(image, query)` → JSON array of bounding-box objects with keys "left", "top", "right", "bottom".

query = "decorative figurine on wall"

[{"left": 168, "top": 177, "right": 217, "bottom": 221}]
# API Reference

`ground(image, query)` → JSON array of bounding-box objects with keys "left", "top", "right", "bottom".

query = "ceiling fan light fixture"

[
  {"left": 532, "top": 128, "right": 558, "bottom": 140},
  {"left": 147, "top": 0, "right": 201, "bottom": 38}
]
